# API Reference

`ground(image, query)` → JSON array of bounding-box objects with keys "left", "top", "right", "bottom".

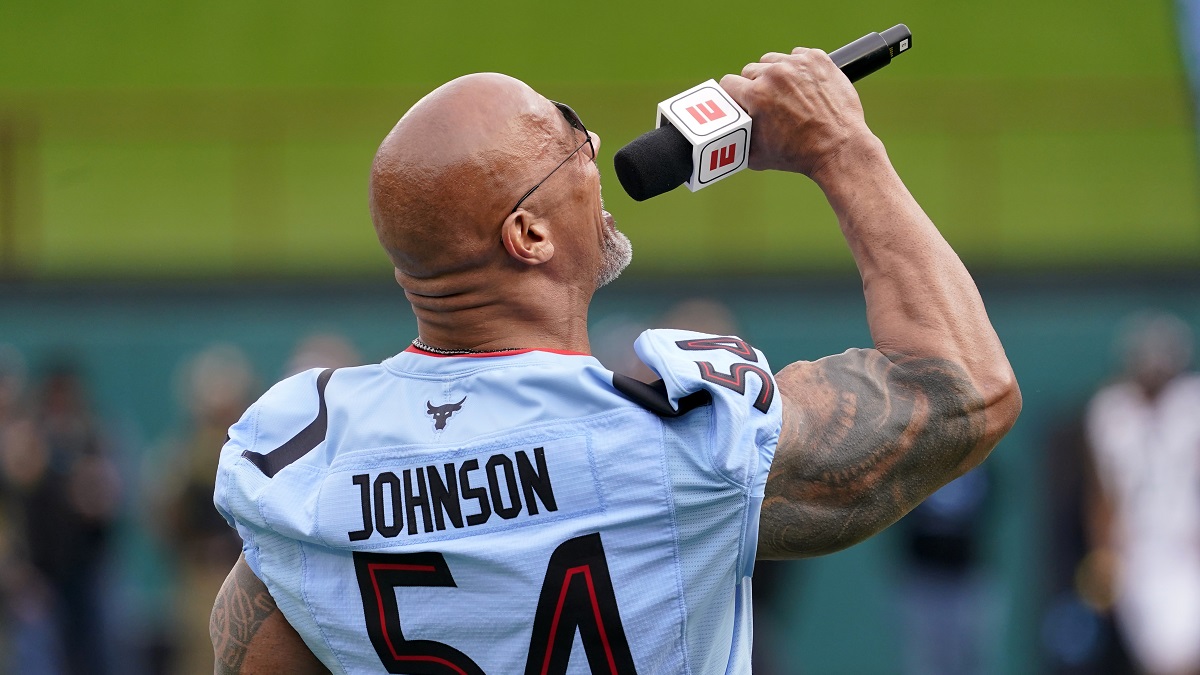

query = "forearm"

[
  {"left": 726, "top": 47, "right": 1022, "bottom": 559},
  {"left": 211, "top": 555, "right": 329, "bottom": 675}
]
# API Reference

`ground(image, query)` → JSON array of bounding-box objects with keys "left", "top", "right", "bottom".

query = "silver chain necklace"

[{"left": 411, "top": 337, "right": 523, "bottom": 356}]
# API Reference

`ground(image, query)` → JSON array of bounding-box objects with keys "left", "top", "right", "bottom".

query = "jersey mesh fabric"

[{"left": 214, "top": 329, "right": 782, "bottom": 674}]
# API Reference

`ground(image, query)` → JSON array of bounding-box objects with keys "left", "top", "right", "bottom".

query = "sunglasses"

[{"left": 510, "top": 101, "right": 596, "bottom": 213}]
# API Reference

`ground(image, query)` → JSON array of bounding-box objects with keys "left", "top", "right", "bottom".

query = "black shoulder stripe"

[
  {"left": 243, "top": 368, "right": 336, "bottom": 478},
  {"left": 612, "top": 373, "right": 711, "bottom": 418}
]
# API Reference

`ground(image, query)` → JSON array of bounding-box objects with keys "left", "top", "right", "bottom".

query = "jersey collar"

[{"left": 403, "top": 344, "right": 591, "bottom": 359}]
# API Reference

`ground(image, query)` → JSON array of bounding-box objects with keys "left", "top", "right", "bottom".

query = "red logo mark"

[
  {"left": 709, "top": 143, "right": 737, "bottom": 171},
  {"left": 685, "top": 99, "right": 727, "bottom": 125}
]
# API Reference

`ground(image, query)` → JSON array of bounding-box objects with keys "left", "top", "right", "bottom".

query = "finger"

[
  {"left": 719, "top": 73, "right": 753, "bottom": 108},
  {"left": 796, "top": 47, "right": 834, "bottom": 69},
  {"left": 741, "top": 62, "right": 772, "bottom": 79},
  {"left": 759, "top": 52, "right": 789, "bottom": 63},
  {"left": 791, "top": 46, "right": 811, "bottom": 55}
]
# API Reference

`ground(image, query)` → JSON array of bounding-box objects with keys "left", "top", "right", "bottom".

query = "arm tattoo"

[
  {"left": 761, "top": 349, "right": 987, "bottom": 558},
  {"left": 211, "top": 558, "right": 278, "bottom": 674}
]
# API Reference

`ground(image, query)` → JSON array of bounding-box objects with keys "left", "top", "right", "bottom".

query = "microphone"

[{"left": 613, "top": 24, "right": 912, "bottom": 202}]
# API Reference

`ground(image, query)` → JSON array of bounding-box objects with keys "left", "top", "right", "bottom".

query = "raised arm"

[
  {"left": 210, "top": 555, "right": 329, "bottom": 674},
  {"left": 721, "top": 48, "right": 1021, "bottom": 559}
]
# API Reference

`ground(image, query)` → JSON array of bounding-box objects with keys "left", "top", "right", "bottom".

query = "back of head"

[
  {"left": 367, "top": 73, "right": 628, "bottom": 352},
  {"left": 369, "top": 73, "right": 572, "bottom": 284}
]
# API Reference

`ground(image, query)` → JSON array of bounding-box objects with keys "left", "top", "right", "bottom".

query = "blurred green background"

[
  {"left": 1, "top": 1, "right": 1198, "bottom": 674},
  {"left": 0, "top": 0, "right": 1195, "bottom": 277}
]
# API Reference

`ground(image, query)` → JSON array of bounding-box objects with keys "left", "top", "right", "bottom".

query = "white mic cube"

[{"left": 656, "top": 79, "right": 752, "bottom": 192}]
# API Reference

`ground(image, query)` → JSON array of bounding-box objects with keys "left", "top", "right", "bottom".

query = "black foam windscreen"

[{"left": 612, "top": 122, "right": 693, "bottom": 202}]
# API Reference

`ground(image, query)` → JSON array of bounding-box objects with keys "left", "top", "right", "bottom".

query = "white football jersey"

[{"left": 215, "top": 329, "right": 782, "bottom": 674}]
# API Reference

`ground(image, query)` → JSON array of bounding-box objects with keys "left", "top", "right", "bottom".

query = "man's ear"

[{"left": 501, "top": 210, "right": 555, "bottom": 265}]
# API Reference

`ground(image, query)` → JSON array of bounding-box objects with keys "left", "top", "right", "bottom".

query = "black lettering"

[
  {"left": 459, "top": 459, "right": 491, "bottom": 526},
  {"left": 403, "top": 468, "right": 434, "bottom": 536},
  {"left": 427, "top": 463, "right": 464, "bottom": 531},
  {"left": 348, "top": 473, "right": 374, "bottom": 541},
  {"left": 373, "top": 472, "right": 403, "bottom": 538},
  {"left": 487, "top": 455, "right": 522, "bottom": 519},
  {"left": 516, "top": 448, "right": 557, "bottom": 516}
]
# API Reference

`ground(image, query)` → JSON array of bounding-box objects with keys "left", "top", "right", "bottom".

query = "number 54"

[{"left": 353, "top": 533, "right": 638, "bottom": 675}]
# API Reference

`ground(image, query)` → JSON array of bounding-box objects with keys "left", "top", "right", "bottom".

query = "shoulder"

[
  {"left": 631, "top": 329, "right": 780, "bottom": 418},
  {"left": 237, "top": 363, "right": 391, "bottom": 454},
  {"left": 1161, "top": 373, "right": 1200, "bottom": 418},
  {"left": 1166, "top": 373, "right": 1200, "bottom": 398},
  {"left": 215, "top": 368, "right": 348, "bottom": 536},
  {"left": 625, "top": 330, "right": 782, "bottom": 483},
  {"left": 227, "top": 368, "right": 334, "bottom": 459},
  {"left": 225, "top": 365, "right": 381, "bottom": 484}
]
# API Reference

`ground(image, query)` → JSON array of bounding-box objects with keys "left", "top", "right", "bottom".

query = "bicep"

[
  {"left": 211, "top": 555, "right": 329, "bottom": 675},
  {"left": 757, "top": 348, "right": 988, "bottom": 559}
]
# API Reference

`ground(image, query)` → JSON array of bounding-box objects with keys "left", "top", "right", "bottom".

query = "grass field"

[{"left": 0, "top": 0, "right": 1195, "bottom": 277}]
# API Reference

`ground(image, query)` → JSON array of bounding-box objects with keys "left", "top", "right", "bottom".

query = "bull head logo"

[{"left": 426, "top": 397, "right": 466, "bottom": 430}]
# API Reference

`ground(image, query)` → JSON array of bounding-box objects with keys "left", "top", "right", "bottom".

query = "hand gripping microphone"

[{"left": 613, "top": 24, "right": 912, "bottom": 202}]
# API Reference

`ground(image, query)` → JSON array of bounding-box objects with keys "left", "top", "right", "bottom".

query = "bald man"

[{"left": 210, "top": 50, "right": 1020, "bottom": 674}]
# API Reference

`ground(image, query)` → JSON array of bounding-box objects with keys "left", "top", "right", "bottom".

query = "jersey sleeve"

[
  {"left": 213, "top": 367, "right": 328, "bottom": 577},
  {"left": 632, "top": 329, "right": 783, "bottom": 570}
]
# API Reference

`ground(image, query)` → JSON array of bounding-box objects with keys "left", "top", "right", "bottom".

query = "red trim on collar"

[{"left": 404, "top": 345, "right": 590, "bottom": 358}]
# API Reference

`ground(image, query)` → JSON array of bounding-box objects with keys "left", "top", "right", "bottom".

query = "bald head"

[{"left": 369, "top": 73, "right": 575, "bottom": 281}]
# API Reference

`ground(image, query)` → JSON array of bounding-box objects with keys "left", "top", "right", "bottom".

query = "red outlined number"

[
  {"left": 675, "top": 337, "right": 775, "bottom": 413},
  {"left": 352, "top": 551, "right": 485, "bottom": 675},
  {"left": 674, "top": 336, "right": 758, "bottom": 362},
  {"left": 353, "top": 534, "right": 637, "bottom": 674},
  {"left": 696, "top": 362, "right": 775, "bottom": 413},
  {"left": 524, "top": 533, "right": 636, "bottom": 675}
]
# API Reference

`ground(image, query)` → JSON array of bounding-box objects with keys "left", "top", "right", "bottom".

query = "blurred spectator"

[
  {"left": 894, "top": 465, "right": 997, "bottom": 675},
  {"left": 1083, "top": 312, "right": 1200, "bottom": 675},
  {"left": 589, "top": 314, "right": 655, "bottom": 381},
  {"left": 0, "top": 357, "right": 122, "bottom": 675},
  {"left": 154, "top": 344, "right": 257, "bottom": 675},
  {"left": 0, "top": 344, "right": 25, "bottom": 424},
  {"left": 1039, "top": 404, "right": 1133, "bottom": 674},
  {"left": 1, "top": 416, "right": 63, "bottom": 675},
  {"left": 284, "top": 332, "right": 362, "bottom": 376},
  {"left": 0, "top": 345, "right": 48, "bottom": 672}
]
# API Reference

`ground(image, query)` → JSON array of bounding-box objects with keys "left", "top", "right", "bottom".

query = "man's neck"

[{"left": 411, "top": 303, "right": 591, "bottom": 355}]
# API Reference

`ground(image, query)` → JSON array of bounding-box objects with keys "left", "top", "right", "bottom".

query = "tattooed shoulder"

[
  {"left": 760, "top": 349, "right": 987, "bottom": 559},
  {"left": 211, "top": 556, "right": 278, "bottom": 674}
]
